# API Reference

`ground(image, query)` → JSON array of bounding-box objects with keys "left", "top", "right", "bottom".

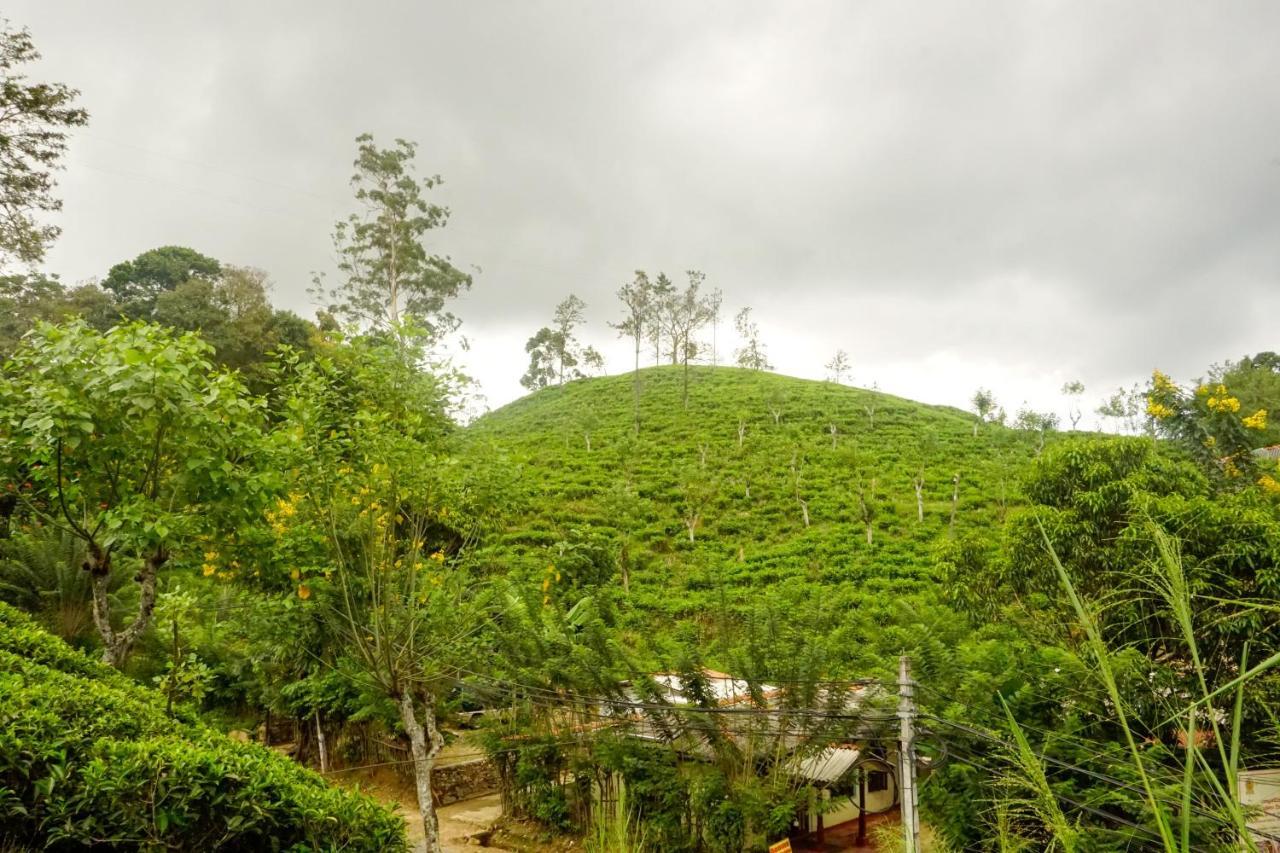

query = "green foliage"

[
  {"left": 151, "top": 265, "right": 317, "bottom": 388},
  {"left": 0, "top": 320, "right": 269, "bottom": 665},
  {"left": 103, "top": 245, "right": 222, "bottom": 313},
  {"left": 0, "top": 526, "right": 126, "bottom": 649},
  {"left": 0, "top": 22, "right": 89, "bottom": 267},
  {"left": 312, "top": 134, "right": 471, "bottom": 343},
  {"left": 0, "top": 601, "right": 406, "bottom": 850}
]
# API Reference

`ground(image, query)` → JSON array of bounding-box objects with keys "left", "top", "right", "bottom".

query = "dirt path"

[{"left": 344, "top": 766, "right": 502, "bottom": 852}]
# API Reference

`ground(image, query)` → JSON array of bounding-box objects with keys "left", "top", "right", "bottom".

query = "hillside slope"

[{"left": 468, "top": 366, "right": 1046, "bottom": 672}]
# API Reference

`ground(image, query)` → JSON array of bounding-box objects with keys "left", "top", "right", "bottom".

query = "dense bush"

[{"left": 0, "top": 602, "right": 406, "bottom": 851}]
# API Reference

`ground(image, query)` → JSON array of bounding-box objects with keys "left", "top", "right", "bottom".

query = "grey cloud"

[{"left": 10, "top": 0, "right": 1280, "bottom": 412}]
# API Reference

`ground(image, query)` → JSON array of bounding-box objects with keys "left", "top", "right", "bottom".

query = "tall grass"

[
  {"left": 1002, "top": 516, "right": 1280, "bottom": 850},
  {"left": 586, "top": 785, "right": 647, "bottom": 853}
]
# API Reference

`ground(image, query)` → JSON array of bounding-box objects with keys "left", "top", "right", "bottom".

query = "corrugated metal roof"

[
  {"left": 647, "top": 671, "right": 776, "bottom": 706},
  {"left": 792, "top": 747, "right": 861, "bottom": 784}
]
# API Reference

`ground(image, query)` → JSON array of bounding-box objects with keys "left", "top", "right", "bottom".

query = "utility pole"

[{"left": 898, "top": 655, "right": 920, "bottom": 853}]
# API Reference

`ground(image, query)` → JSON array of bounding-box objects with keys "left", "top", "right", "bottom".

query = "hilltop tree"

[
  {"left": 610, "top": 271, "right": 653, "bottom": 433},
  {"left": 1061, "top": 380, "right": 1085, "bottom": 430},
  {"left": 519, "top": 328, "right": 561, "bottom": 391},
  {"left": 668, "top": 271, "right": 716, "bottom": 407},
  {"left": 1014, "top": 407, "right": 1059, "bottom": 453},
  {"left": 735, "top": 307, "right": 771, "bottom": 371},
  {"left": 551, "top": 294, "right": 587, "bottom": 384},
  {"left": 706, "top": 287, "right": 724, "bottom": 366},
  {"left": 580, "top": 346, "right": 605, "bottom": 377},
  {"left": 520, "top": 294, "right": 588, "bottom": 390},
  {"left": 103, "top": 245, "right": 221, "bottom": 316},
  {"left": 970, "top": 388, "right": 998, "bottom": 437},
  {"left": 312, "top": 134, "right": 471, "bottom": 344},
  {"left": 0, "top": 321, "right": 265, "bottom": 667},
  {"left": 646, "top": 273, "right": 675, "bottom": 365},
  {"left": 0, "top": 22, "right": 88, "bottom": 268},
  {"left": 1097, "top": 384, "right": 1143, "bottom": 435},
  {"left": 826, "top": 350, "right": 850, "bottom": 384}
]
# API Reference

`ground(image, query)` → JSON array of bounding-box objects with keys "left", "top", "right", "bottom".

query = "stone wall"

[{"left": 432, "top": 758, "right": 499, "bottom": 805}]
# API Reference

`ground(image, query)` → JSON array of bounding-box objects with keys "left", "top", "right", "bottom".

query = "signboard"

[{"left": 768, "top": 841, "right": 793, "bottom": 853}]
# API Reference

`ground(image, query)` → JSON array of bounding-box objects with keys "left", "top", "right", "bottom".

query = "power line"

[
  {"left": 925, "top": 715, "right": 1280, "bottom": 844},
  {"left": 939, "top": 743, "right": 1168, "bottom": 851}
]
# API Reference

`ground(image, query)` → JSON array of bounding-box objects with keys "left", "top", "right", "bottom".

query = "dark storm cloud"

[{"left": 11, "top": 0, "right": 1280, "bottom": 414}]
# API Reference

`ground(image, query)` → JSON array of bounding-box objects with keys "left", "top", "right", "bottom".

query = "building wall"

[{"left": 806, "top": 760, "right": 898, "bottom": 829}]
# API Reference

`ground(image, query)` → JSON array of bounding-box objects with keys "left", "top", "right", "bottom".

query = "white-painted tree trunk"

[
  {"left": 399, "top": 690, "right": 444, "bottom": 853},
  {"left": 315, "top": 712, "right": 329, "bottom": 774}
]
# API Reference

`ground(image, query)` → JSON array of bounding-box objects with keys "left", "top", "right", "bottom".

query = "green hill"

[{"left": 468, "top": 366, "right": 1046, "bottom": 673}]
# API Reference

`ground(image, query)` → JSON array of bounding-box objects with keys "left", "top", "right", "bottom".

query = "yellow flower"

[
  {"left": 429, "top": 551, "right": 445, "bottom": 563},
  {"left": 1207, "top": 394, "right": 1241, "bottom": 413},
  {"left": 1223, "top": 459, "right": 1242, "bottom": 479},
  {"left": 290, "top": 569, "right": 300, "bottom": 581},
  {"left": 1203, "top": 436, "right": 1217, "bottom": 448},
  {"left": 1260, "top": 474, "right": 1280, "bottom": 496},
  {"left": 1151, "top": 370, "right": 1179, "bottom": 394},
  {"left": 204, "top": 550, "right": 218, "bottom": 562},
  {"left": 1243, "top": 409, "right": 1268, "bottom": 431},
  {"left": 1146, "top": 399, "right": 1175, "bottom": 419},
  {"left": 201, "top": 563, "right": 216, "bottom": 577},
  {"left": 297, "top": 584, "right": 311, "bottom": 600}
]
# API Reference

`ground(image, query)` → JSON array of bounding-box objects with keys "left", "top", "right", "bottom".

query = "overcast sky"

[{"left": 11, "top": 1, "right": 1280, "bottom": 420}]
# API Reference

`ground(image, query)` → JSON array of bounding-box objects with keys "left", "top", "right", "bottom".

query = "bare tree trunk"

[
  {"left": 632, "top": 331, "right": 641, "bottom": 434},
  {"left": 737, "top": 419, "right": 746, "bottom": 447},
  {"left": 950, "top": 473, "right": 961, "bottom": 532},
  {"left": 682, "top": 352, "right": 690, "bottom": 409},
  {"left": 0, "top": 492, "right": 16, "bottom": 539},
  {"left": 93, "top": 545, "right": 165, "bottom": 668},
  {"left": 399, "top": 690, "right": 444, "bottom": 853},
  {"left": 619, "top": 545, "right": 630, "bottom": 594},
  {"left": 315, "top": 711, "right": 330, "bottom": 774},
  {"left": 699, "top": 444, "right": 707, "bottom": 469},
  {"left": 684, "top": 515, "right": 698, "bottom": 543},
  {"left": 973, "top": 419, "right": 979, "bottom": 437},
  {"left": 799, "top": 499, "right": 810, "bottom": 528},
  {"left": 913, "top": 474, "right": 925, "bottom": 523},
  {"left": 584, "top": 432, "right": 592, "bottom": 452},
  {"left": 829, "top": 424, "right": 838, "bottom": 449}
]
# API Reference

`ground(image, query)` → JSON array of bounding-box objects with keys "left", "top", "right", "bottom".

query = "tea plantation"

[{"left": 467, "top": 365, "right": 1048, "bottom": 674}]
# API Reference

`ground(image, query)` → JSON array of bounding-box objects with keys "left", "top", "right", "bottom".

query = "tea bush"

[{"left": 0, "top": 602, "right": 406, "bottom": 851}]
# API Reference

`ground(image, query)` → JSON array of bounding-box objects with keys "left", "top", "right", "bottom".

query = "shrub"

[{"left": 0, "top": 602, "right": 405, "bottom": 851}]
